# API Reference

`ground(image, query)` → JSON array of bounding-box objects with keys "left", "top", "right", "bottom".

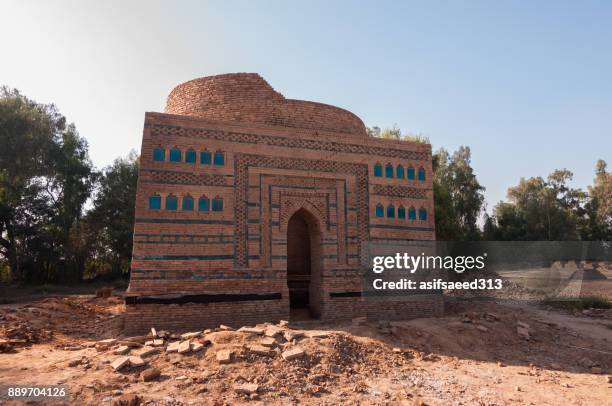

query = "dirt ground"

[{"left": 0, "top": 289, "right": 611, "bottom": 405}]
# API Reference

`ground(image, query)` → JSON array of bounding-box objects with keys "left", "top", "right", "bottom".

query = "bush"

[{"left": 542, "top": 296, "right": 612, "bottom": 310}]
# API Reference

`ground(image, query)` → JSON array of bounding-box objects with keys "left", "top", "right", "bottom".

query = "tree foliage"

[
  {"left": 0, "top": 87, "right": 95, "bottom": 282},
  {"left": 433, "top": 147, "right": 486, "bottom": 240},
  {"left": 367, "top": 125, "right": 430, "bottom": 144},
  {"left": 0, "top": 88, "right": 138, "bottom": 283},
  {"left": 486, "top": 163, "right": 611, "bottom": 241},
  {"left": 580, "top": 160, "right": 612, "bottom": 240},
  {"left": 85, "top": 153, "right": 139, "bottom": 278}
]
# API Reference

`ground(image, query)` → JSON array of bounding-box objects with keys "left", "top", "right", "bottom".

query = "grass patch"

[{"left": 542, "top": 296, "right": 612, "bottom": 311}]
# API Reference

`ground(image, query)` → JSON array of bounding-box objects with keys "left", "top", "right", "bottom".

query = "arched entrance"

[{"left": 286, "top": 208, "right": 322, "bottom": 320}]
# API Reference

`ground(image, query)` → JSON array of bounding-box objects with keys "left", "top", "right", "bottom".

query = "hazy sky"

[{"left": 2, "top": 1, "right": 611, "bottom": 210}]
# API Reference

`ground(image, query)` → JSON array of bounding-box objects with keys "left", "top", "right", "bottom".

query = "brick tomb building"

[{"left": 126, "top": 73, "right": 442, "bottom": 333}]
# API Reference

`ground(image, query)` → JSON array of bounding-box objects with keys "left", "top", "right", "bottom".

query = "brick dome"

[{"left": 165, "top": 73, "right": 367, "bottom": 136}]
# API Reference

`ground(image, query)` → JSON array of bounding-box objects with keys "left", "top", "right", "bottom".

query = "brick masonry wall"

[
  {"left": 126, "top": 74, "right": 441, "bottom": 333},
  {"left": 164, "top": 73, "right": 367, "bottom": 137},
  {"left": 124, "top": 299, "right": 290, "bottom": 335},
  {"left": 123, "top": 295, "right": 443, "bottom": 335}
]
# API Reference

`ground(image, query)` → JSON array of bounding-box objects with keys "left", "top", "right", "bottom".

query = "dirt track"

[{"left": 0, "top": 293, "right": 611, "bottom": 405}]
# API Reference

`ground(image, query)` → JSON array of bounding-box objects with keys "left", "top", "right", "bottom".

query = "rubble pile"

[
  {"left": 1, "top": 293, "right": 611, "bottom": 404},
  {"left": 70, "top": 318, "right": 413, "bottom": 402},
  {"left": 0, "top": 316, "right": 53, "bottom": 352},
  {"left": 0, "top": 295, "right": 123, "bottom": 350}
]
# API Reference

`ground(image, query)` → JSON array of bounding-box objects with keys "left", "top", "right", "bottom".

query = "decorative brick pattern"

[
  {"left": 142, "top": 169, "right": 231, "bottom": 186},
  {"left": 127, "top": 73, "right": 439, "bottom": 333},
  {"left": 233, "top": 153, "right": 369, "bottom": 267},
  {"left": 279, "top": 193, "right": 328, "bottom": 230},
  {"left": 372, "top": 184, "right": 429, "bottom": 199},
  {"left": 149, "top": 125, "right": 430, "bottom": 161}
]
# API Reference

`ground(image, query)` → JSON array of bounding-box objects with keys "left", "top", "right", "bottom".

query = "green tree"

[
  {"left": 368, "top": 125, "right": 430, "bottom": 144},
  {"left": 433, "top": 146, "right": 485, "bottom": 240},
  {"left": 86, "top": 152, "right": 139, "bottom": 278},
  {"left": 490, "top": 169, "right": 584, "bottom": 240},
  {"left": 380, "top": 124, "right": 402, "bottom": 140},
  {"left": 579, "top": 160, "right": 612, "bottom": 240},
  {"left": 0, "top": 87, "right": 94, "bottom": 282}
]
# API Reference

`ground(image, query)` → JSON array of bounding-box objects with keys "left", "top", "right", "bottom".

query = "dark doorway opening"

[{"left": 286, "top": 208, "right": 321, "bottom": 320}]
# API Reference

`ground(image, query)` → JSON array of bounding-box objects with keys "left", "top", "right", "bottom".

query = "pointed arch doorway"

[{"left": 286, "top": 208, "right": 322, "bottom": 320}]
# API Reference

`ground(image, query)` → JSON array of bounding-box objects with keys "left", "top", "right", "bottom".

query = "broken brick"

[
  {"left": 238, "top": 326, "right": 265, "bottom": 335},
  {"left": 128, "top": 356, "right": 146, "bottom": 367},
  {"left": 234, "top": 383, "right": 258, "bottom": 395},
  {"left": 166, "top": 341, "right": 181, "bottom": 353},
  {"left": 260, "top": 337, "right": 276, "bottom": 347},
  {"left": 307, "top": 331, "right": 329, "bottom": 339},
  {"left": 178, "top": 341, "right": 191, "bottom": 354},
  {"left": 216, "top": 349, "right": 232, "bottom": 364},
  {"left": 283, "top": 330, "right": 304, "bottom": 341},
  {"left": 111, "top": 356, "right": 130, "bottom": 371},
  {"left": 282, "top": 347, "right": 305, "bottom": 361},
  {"left": 135, "top": 346, "right": 159, "bottom": 358},
  {"left": 250, "top": 345, "right": 273, "bottom": 356},
  {"left": 264, "top": 326, "right": 284, "bottom": 337},
  {"left": 180, "top": 331, "right": 201, "bottom": 340},
  {"left": 141, "top": 367, "right": 161, "bottom": 382},
  {"left": 114, "top": 346, "right": 130, "bottom": 355},
  {"left": 190, "top": 342, "right": 204, "bottom": 352}
]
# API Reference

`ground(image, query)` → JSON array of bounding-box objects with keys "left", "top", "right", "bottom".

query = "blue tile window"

[
  {"left": 166, "top": 195, "right": 178, "bottom": 210},
  {"left": 182, "top": 195, "right": 194, "bottom": 211},
  {"left": 153, "top": 147, "right": 165, "bottom": 162},
  {"left": 398, "top": 206, "right": 406, "bottom": 219},
  {"left": 419, "top": 207, "right": 427, "bottom": 221},
  {"left": 169, "top": 148, "right": 181, "bottom": 162},
  {"left": 198, "top": 196, "right": 210, "bottom": 212},
  {"left": 396, "top": 165, "right": 404, "bottom": 179},
  {"left": 375, "top": 204, "right": 384, "bottom": 218},
  {"left": 408, "top": 206, "right": 416, "bottom": 220},
  {"left": 386, "top": 204, "right": 395, "bottom": 218},
  {"left": 200, "top": 151, "right": 212, "bottom": 165},
  {"left": 407, "top": 167, "right": 415, "bottom": 180},
  {"left": 148, "top": 195, "right": 161, "bottom": 209},
  {"left": 213, "top": 151, "right": 225, "bottom": 166},
  {"left": 385, "top": 164, "right": 394, "bottom": 178},
  {"left": 374, "top": 163, "right": 382, "bottom": 177},
  {"left": 212, "top": 197, "right": 223, "bottom": 211},
  {"left": 185, "top": 149, "right": 196, "bottom": 163},
  {"left": 418, "top": 167, "right": 426, "bottom": 182}
]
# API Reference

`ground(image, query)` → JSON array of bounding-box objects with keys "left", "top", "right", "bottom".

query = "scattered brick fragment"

[
  {"left": 178, "top": 340, "right": 191, "bottom": 354},
  {"left": 282, "top": 347, "right": 305, "bottom": 361},
  {"left": 128, "top": 356, "right": 146, "bottom": 367},
  {"left": 111, "top": 356, "right": 130, "bottom": 371},
  {"left": 216, "top": 349, "right": 232, "bottom": 364},
  {"left": 141, "top": 367, "right": 161, "bottom": 382},
  {"left": 114, "top": 345, "right": 130, "bottom": 355},
  {"left": 234, "top": 383, "right": 258, "bottom": 395}
]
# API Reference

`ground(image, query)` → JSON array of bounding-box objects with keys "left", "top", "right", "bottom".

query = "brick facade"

[{"left": 126, "top": 73, "right": 441, "bottom": 334}]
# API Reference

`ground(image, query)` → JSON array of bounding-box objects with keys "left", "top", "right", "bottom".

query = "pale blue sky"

[{"left": 1, "top": 1, "right": 610, "bottom": 210}]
